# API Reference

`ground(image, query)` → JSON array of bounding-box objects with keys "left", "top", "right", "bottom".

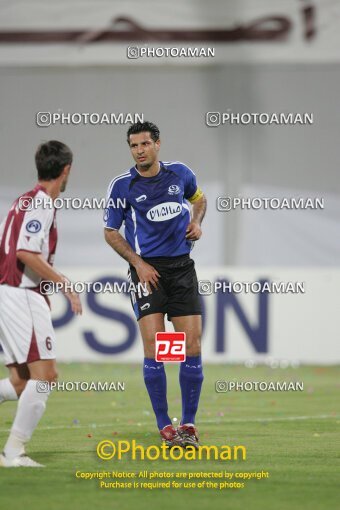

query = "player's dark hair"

[
  {"left": 35, "top": 140, "right": 73, "bottom": 180},
  {"left": 127, "top": 121, "right": 160, "bottom": 144}
]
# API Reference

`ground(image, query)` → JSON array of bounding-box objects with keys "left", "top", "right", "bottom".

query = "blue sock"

[
  {"left": 179, "top": 355, "right": 204, "bottom": 425},
  {"left": 143, "top": 358, "right": 172, "bottom": 430}
]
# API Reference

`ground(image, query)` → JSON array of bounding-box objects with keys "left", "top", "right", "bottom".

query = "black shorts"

[{"left": 128, "top": 254, "right": 202, "bottom": 321}]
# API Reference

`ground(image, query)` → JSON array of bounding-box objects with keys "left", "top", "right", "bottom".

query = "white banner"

[
  {"left": 0, "top": 0, "right": 338, "bottom": 65},
  {"left": 1, "top": 267, "right": 337, "bottom": 364}
]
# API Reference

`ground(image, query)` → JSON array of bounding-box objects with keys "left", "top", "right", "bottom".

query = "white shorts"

[{"left": 0, "top": 285, "right": 56, "bottom": 366}]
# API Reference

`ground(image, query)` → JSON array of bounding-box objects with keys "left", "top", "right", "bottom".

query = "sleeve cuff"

[{"left": 16, "top": 249, "right": 42, "bottom": 254}]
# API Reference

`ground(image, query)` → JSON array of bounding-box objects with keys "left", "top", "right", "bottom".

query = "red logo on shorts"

[{"left": 155, "top": 332, "right": 186, "bottom": 362}]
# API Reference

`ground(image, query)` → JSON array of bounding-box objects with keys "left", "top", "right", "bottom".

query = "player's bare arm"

[
  {"left": 186, "top": 194, "right": 207, "bottom": 241},
  {"left": 16, "top": 251, "right": 82, "bottom": 315},
  {"left": 104, "top": 228, "right": 160, "bottom": 292}
]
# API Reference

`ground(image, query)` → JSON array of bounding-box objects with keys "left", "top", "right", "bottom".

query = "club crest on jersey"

[
  {"left": 168, "top": 185, "right": 181, "bottom": 195},
  {"left": 146, "top": 202, "right": 182, "bottom": 222},
  {"left": 26, "top": 220, "right": 42, "bottom": 233},
  {"left": 103, "top": 208, "right": 109, "bottom": 222}
]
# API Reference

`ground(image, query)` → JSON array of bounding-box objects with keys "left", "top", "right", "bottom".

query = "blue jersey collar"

[{"left": 130, "top": 162, "right": 163, "bottom": 178}]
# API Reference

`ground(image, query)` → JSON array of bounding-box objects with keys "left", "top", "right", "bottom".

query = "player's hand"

[
  {"left": 186, "top": 221, "right": 202, "bottom": 241},
  {"left": 65, "top": 291, "right": 83, "bottom": 315},
  {"left": 60, "top": 277, "right": 82, "bottom": 315},
  {"left": 134, "top": 260, "right": 160, "bottom": 294}
]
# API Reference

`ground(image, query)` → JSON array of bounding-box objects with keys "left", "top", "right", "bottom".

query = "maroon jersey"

[{"left": 0, "top": 184, "right": 57, "bottom": 288}]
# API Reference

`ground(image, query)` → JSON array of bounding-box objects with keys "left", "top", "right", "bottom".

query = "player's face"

[{"left": 128, "top": 132, "right": 160, "bottom": 171}]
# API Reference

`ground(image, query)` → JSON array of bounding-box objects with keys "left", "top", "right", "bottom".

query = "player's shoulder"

[
  {"left": 162, "top": 161, "right": 196, "bottom": 176},
  {"left": 17, "top": 185, "right": 53, "bottom": 220},
  {"left": 18, "top": 184, "right": 48, "bottom": 201},
  {"left": 107, "top": 169, "right": 133, "bottom": 196}
]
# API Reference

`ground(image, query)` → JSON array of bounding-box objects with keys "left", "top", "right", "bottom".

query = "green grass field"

[{"left": 0, "top": 363, "right": 339, "bottom": 510}]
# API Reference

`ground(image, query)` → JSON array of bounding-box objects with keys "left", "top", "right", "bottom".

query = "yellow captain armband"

[{"left": 188, "top": 187, "right": 204, "bottom": 204}]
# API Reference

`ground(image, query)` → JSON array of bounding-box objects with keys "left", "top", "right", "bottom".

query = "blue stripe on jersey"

[{"left": 106, "top": 171, "right": 131, "bottom": 200}]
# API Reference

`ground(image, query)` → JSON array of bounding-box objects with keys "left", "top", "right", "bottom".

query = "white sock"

[
  {"left": 0, "top": 378, "right": 18, "bottom": 404},
  {"left": 4, "top": 379, "right": 50, "bottom": 459}
]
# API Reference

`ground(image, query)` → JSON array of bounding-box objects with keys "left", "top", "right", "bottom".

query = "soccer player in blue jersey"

[{"left": 104, "top": 121, "right": 207, "bottom": 448}]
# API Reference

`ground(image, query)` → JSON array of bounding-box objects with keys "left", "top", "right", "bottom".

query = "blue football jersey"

[{"left": 104, "top": 161, "right": 201, "bottom": 257}]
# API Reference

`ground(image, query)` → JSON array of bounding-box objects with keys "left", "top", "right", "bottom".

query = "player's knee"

[
  {"left": 44, "top": 369, "right": 58, "bottom": 384},
  {"left": 186, "top": 336, "right": 201, "bottom": 356},
  {"left": 10, "top": 377, "right": 28, "bottom": 396}
]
